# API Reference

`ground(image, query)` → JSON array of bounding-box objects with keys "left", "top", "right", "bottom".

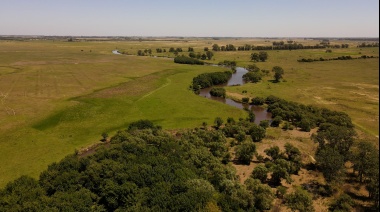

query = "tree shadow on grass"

[{"left": 267, "top": 79, "right": 280, "bottom": 83}]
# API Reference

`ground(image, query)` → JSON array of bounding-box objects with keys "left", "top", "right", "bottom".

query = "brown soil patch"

[{"left": 226, "top": 92, "right": 246, "bottom": 102}]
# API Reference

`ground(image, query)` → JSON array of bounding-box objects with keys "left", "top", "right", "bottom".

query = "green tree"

[
  {"left": 352, "top": 141, "right": 379, "bottom": 182},
  {"left": 235, "top": 140, "right": 257, "bottom": 165},
  {"left": 242, "top": 72, "right": 262, "bottom": 83},
  {"left": 272, "top": 66, "right": 284, "bottom": 82},
  {"left": 247, "top": 111, "right": 255, "bottom": 123},
  {"left": 248, "top": 124, "right": 266, "bottom": 142},
  {"left": 314, "top": 125, "right": 355, "bottom": 159},
  {"left": 328, "top": 193, "right": 354, "bottom": 212},
  {"left": 271, "top": 164, "right": 292, "bottom": 185},
  {"left": 206, "top": 51, "right": 214, "bottom": 60},
  {"left": 271, "top": 116, "right": 282, "bottom": 127},
  {"left": 259, "top": 51, "right": 268, "bottom": 62},
  {"left": 214, "top": 117, "right": 224, "bottom": 129},
  {"left": 315, "top": 147, "right": 345, "bottom": 183},
  {"left": 250, "top": 165, "right": 268, "bottom": 183},
  {"left": 188, "top": 52, "right": 196, "bottom": 58},
  {"left": 250, "top": 53, "right": 260, "bottom": 62},
  {"left": 258, "top": 121, "right": 269, "bottom": 130},
  {"left": 284, "top": 187, "right": 315, "bottom": 212},
  {"left": 264, "top": 146, "right": 283, "bottom": 161},
  {"left": 212, "top": 44, "right": 220, "bottom": 51},
  {"left": 299, "top": 118, "right": 312, "bottom": 132},
  {"left": 251, "top": 97, "right": 265, "bottom": 105},
  {"left": 245, "top": 178, "right": 274, "bottom": 211},
  {"left": 101, "top": 132, "right": 108, "bottom": 142}
]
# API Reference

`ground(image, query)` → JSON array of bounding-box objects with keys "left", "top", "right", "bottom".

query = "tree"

[
  {"left": 206, "top": 51, "right": 214, "bottom": 60},
  {"left": 245, "top": 178, "right": 274, "bottom": 211},
  {"left": 314, "top": 125, "right": 355, "bottom": 159},
  {"left": 284, "top": 187, "right": 315, "bottom": 212},
  {"left": 299, "top": 118, "right": 311, "bottom": 132},
  {"left": 212, "top": 44, "right": 220, "bottom": 51},
  {"left": 271, "top": 116, "right": 282, "bottom": 127},
  {"left": 214, "top": 117, "right": 224, "bottom": 129},
  {"left": 315, "top": 147, "right": 345, "bottom": 183},
  {"left": 259, "top": 51, "right": 268, "bottom": 62},
  {"left": 251, "top": 97, "right": 265, "bottom": 105},
  {"left": 242, "top": 72, "right": 262, "bottom": 83},
  {"left": 101, "top": 132, "right": 108, "bottom": 142},
  {"left": 235, "top": 140, "right": 257, "bottom": 165},
  {"left": 272, "top": 66, "right": 284, "bottom": 82},
  {"left": 264, "top": 146, "right": 283, "bottom": 161},
  {"left": 250, "top": 53, "right": 259, "bottom": 62},
  {"left": 247, "top": 111, "right": 255, "bottom": 123},
  {"left": 352, "top": 141, "right": 379, "bottom": 182},
  {"left": 328, "top": 193, "right": 354, "bottom": 212},
  {"left": 188, "top": 52, "right": 196, "bottom": 58},
  {"left": 271, "top": 164, "right": 292, "bottom": 185},
  {"left": 259, "top": 120, "right": 270, "bottom": 129},
  {"left": 204, "top": 47, "right": 209, "bottom": 51},
  {"left": 251, "top": 165, "right": 268, "bottom": 183},
  {"left": 248, "top": 124, "right": 266, "bottom": 142},
  {"left": 188, "top": 47, "right": 194, "bottom": 52},
  {"left": 284, "top": 143, "right": 301, "bottom": 163}
]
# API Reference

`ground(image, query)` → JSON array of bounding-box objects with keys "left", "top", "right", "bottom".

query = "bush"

[
  {"left": 251, "top": 97, "right": 265, "bottom": 105},
  {"left": 242, "top": 97, "right": 250, "bottom": 104},
  {"left": 209, "top": 87, "right": 226, "bottom": 98}
]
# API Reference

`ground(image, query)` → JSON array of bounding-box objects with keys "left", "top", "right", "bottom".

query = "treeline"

[
  {"left": 298, "top": 55, "right": 379, "bottom": 62},
  {"left": 357, "top": 42, "right": 379, "bottom": 48},
  {"left": 174, "top": 55, "right": 204, "bottom": 65},
  {"left": 191, "top": 71, "right": 232, "bottom": 93},
  {"left": 211, "top": 43, "right": 339, "bottom": 51}
]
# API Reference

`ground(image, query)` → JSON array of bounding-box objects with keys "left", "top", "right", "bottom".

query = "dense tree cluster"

[
  {"left": 137, "top": 49, "right": 152, "bottom": 56},
  {"left": 250, "top": 52, "right": 268, "bottom": 62},
  {"left": 209, "top": 87, "right": 226, "bottom": 98},
  {"left": 174, "top": 55, "right": 204, "bottom": 65},
  {"left": 217, "top": 60, "right": 237, "bottom": 68},
  {"left": 191, "top": 71, "right": 232, "bottom": 93},
  {"left": 243, "top": 64, "right": 265, "bottom": 83},
  {"left": 210, "top": 44, "right": 236, "bottom": 51},
  {"left": 0, "top": 117, "right": 275, "bottom": 211}
]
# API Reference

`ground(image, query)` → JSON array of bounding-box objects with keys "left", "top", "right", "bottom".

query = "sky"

[{"left": 0, "top": 0, "right": 378, "bottom": 37}]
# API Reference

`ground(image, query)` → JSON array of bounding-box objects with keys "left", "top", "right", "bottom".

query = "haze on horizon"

[{"left": 0, "top": 0, "right": 379, "bottom": 37}]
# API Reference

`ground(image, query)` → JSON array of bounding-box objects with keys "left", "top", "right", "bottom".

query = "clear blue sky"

[{"left": 0, "top": 0, "right": 378, "bottom": 37}]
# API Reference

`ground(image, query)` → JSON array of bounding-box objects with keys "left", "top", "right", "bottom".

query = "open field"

[{"left": 0, "top": 38, "right": 378, "bottom": 187}]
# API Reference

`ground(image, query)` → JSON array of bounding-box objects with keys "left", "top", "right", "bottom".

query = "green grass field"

[{"left": 0, "top": 38, "right": 378, "bottom": 187}]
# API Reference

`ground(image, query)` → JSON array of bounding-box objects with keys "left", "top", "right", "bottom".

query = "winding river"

[
  {"left": 199, "top": 67, "right": 271, "bottom": 124},
  {"left": 112, "top": 50, "right": 271, "bottom": 124}
]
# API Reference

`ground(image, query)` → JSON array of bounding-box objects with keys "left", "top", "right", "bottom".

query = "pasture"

[{"left": 0, "top": 38, "right": 378, "bottom": 187}]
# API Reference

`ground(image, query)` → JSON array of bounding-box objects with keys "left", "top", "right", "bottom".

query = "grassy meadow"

[{"left": 0, "top": 38, "right": 378, "bottom": 187}]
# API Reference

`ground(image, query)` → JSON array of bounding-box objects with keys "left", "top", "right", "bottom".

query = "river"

[
  {"left": 198, "top": 67, "right": 271, "bottom": 124},
  {"left": 111, "top": 50, "right": 271, "bottom": 124}
]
